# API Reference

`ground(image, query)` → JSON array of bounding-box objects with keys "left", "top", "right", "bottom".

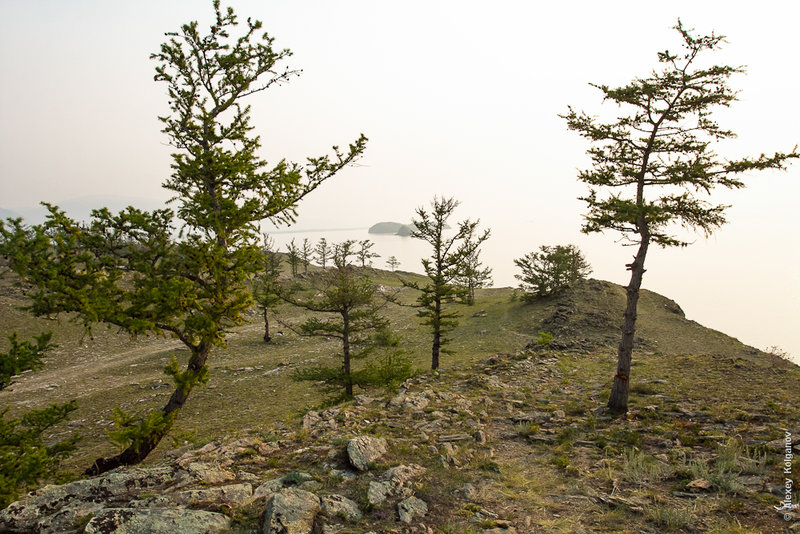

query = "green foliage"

[
  {"left": 286, "top": 239, "right": 302, "bottom": 276},
  {"left": 107, "top": 408, "right": 174, "bottom": 454},
  {"left": 454, "top": 229, "right": 493, "bottom": 305},
  {"left": 514, "top": 244, "right": 591, "bottom": 301},
  {"left": 314, "top": 238, "right": 331, "bottom": 268},
  {"left": 253, "top": 236, "right": 283, "bottom": 342},
  {"left": 405, "top": 196, "right": 490, "bottom": 369},
  {"left": 0, "top": 1, "right": 367, "bottom": 471},
  {"left": 0, "top": 331, "right": 54, "bottom": 390},
  {"left": 164, "top": 356, "right": 209, "bottom": 394},
  {"left": 534, "top": 331, "right": 554, "bottom": 346},
  {"left": 285, "top": 253, "right": 388, "bottom": 397},
  {"left": 1, "top": 402, "right": 79, "bottom": 507},
  {"left": 0, "top": 332, "right": 77, "bottom": 507},
  {"left": 356, "top": 239, "right": 380, "bottom": 268},
  {"left": 361, "top": 350, "right": 417, "bottom": 391},
  {"left": 386, "top": 255, "right": 400, "bottom": 272}
]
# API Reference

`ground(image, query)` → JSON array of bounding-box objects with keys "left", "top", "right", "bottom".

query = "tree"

[
  {"left": 356, "top": 239, "right": 380, "bottom": 267},
  {"left": 315, "top": 237, "right": 331, "bottom": 268},
  {"left": 455, "top": 228, "right": 493, "bottom": 305},
  {"left": 0, "top": 1, "right": 367, "bottom": 474},
  {"left": 332, "top": 239, "right": 356, "bottom": 267},
  {"left": 405, "top": 197, "right": 490, "bottom": 370},
  {"left": 561, "top": 20, "right": 798, "bottom": 414},
  {"left": 514, "top": 244, "right": 591, "bottom": 302},
  {"left": 300, "top": 238, "right": 313, "bottom": 273},
  {"left": 286, "top": 239, "right": 302, "bottom": 276},
  {"left": 253, "top": 235, "right": 282, "bottom": 343},
  {"left": 284, "top": 252, "right": 388, "bottom": 398},
  {"left": 1, "top": 332, "right": 78, "bottom": 507},
  {"left": 386, "top": 255, "right": 400, "bottom": 272}
]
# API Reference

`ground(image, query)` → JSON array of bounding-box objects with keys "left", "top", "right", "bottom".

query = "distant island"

[{"left": 368, "top": 221, "right": 417, "bottom": 236}]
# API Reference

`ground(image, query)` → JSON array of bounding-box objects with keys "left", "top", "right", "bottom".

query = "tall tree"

[
  {"left": 356, "top": 239, "right": 380, "bottom": 267},
  {"left": 286, "top": 238, "right": 302, "bottom": 276},
  {"left": 454, "top": 228, "right": 493, "bottom": 305},
  {"left": 253, "top": 235, "right": 282, "bottom": 343},
  {"left": 284, "top": 252, "right": 388, "bottom": 398},
  {"left": 300, "top": 238, "right": 313, "bottom": 273},
  {"left": 0, "top": 1, "right": 366, "bottom": 473},
  {"left": 314, "top": 237, "right": 331, "bottom": 268},
  {"left": 561, "top": 20, "right": 798, "bottom": 414},
  {"left": 386, "top": 255, "right": 400, "bottom": 272},
  {"left": 405, "top": 197, "right": 489, "bottom": 370}
]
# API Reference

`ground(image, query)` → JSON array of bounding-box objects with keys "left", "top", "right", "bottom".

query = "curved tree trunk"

[
  {"left": 85, "top": 348, "right": 210, "bottom": 475},
  {"left": 607, "top": 233, "right": 650, "bottom": 414}
]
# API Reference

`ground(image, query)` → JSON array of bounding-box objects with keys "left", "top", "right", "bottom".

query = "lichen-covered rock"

[
  {"left": 0, "top": 466, "right": 179, "bottom": 533},
  {"left": 84, "top": 508, "right": 231, "bottom": 534},
  {"left": 366, "top": 464, "right": 426, "bottom": 506},
  {"left": 398, "top": 496, "right": 428, "bottom": 523},
  {"left": 254, "top": 472, "right": 317, "bottom": 501},
  {"left": 263, "top": 488, "right": 321, "bottom": 534},
  {"left": 320, "top": 494, "right": 362, "bottom": 521},
  {"left": 346, "top": 436, "right": 388, "bottom": 471},
  {"left": 170, "top": 483, "right": 253, "bottom": 506}
]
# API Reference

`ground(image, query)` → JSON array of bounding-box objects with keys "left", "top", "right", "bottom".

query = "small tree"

[
  {"left": 455, "top": 228, "right": 493, "bottom": 305},
  {"left": 300, "top": 238, "right": 313, "bottom": 273},
  {"left": 405, "top": 197, "right": 490, "bottom": 370},
  {"left": 253, "top": 236, "right": 282, "bottom": 343},
  {"left": 514, "top": 245, "right": 591, "bottom": 302},
  {"left": 285, "top": 255, "right": 388, "bottom": 398},
  {"left": 562, "top": 20, "right": 798, "bottom": 414},
  {"left": 332, "top": 240, "right": 356, "bottom": 267},
  {"left": 315, "top": 237, "right": 331, "bottom": 268},
  {"left": 286, "top": 238, "right": 302, "bottom": 276},
  {"left": 0, "top": 1, "right": 366, "bottom": 474},
  {"left": 386, "top": 256, "right": 400, "bottom": 272},
  {"left": 356, "top": 239, "right": 380, "bottom": 267},
  {"left": 1, "top": 332, "right": 78, "bottom": 507}
]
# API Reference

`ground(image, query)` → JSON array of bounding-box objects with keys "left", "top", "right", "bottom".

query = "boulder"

[
  {"left": 263, "top": 488, "right": 321, "bottom": 534},
  {"left": 84, "top": 508, "right": 230, "bottom": 534},
  {"left": 346, "top": 436, "right": 388, "bottom": 471},
  {"left": 320, "top": 494, "right": 362, "bottom": 521},
  {"left": 397, "top": 496, "right": 427, "bottom": 523}
]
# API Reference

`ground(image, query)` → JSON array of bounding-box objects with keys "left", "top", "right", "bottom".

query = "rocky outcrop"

[
  {"left": 83, "top": 508, "right": 230, "bottom": 534},
  {"left": 398, "top": 496, "right": 427, "bottom": 523},
  {"left": 262, "top": 488, "right": 320, "bottom": 534}
]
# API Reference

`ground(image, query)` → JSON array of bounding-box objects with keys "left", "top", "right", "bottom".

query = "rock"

[
  {"left": 185, "top": 462, "right": 236, "bottom": 484},
  {"left": 398, "top": 496, "right": 428, "bottom": 523},
  {"left": 438, "top": 433, "right": 472, "bottom": 442},
  {"left": 263, "top": 488, "right": 321, "bottom": 534},
  {"left": 686, "top": 478, "right": 712, "bottom": 492},
  {"left": 320, "top": 494, "right": 362, "bottom": 521},
  {"left": 367, "top": 464, "right": 426, "bottom": 506},
  {"left": 473, "top": 430, "right": 487, "bottom": 444},
  {"left": 453, "top": 483, "right": 478, "bottom": 500},
  {"left": 170, "top": 483, "right": 253, "bottom": 506},
  {"left": 254, "top": 472, "right": 317, "bottom": 501},
  {"left": 347, "top": 436, "right": 388, "bottom": 471},
  {"left": 0, "top": 466, "right": 179, "bottom": 533},
  {"left": 84, "top": 508, "right": 231, "bottom": 534}
]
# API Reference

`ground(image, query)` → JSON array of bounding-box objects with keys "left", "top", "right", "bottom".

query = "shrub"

[{"left": 514, "top": 244, "right": 591, "bottom": 301}]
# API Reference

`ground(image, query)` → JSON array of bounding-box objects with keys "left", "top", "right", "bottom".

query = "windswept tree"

[
  {"left": 386, "top": 255, "right": 400, "bottom": 272},
  {"left": 315, "top": 237, "right": 331, "bottom": 268},
  {"left": 356, "top": 239, "right": 380, "bottom": 267},
  {"left": 562, "top": 20, "right": 798, "bottom": 414},
  {"left": 332, "top": 239, "right": 356, "bottom": 267},
  {"left": 253, "top": 236, "right": 282, "bottom": 343},
  {"left": 514, "top": 244, "right": 591, "bottom": 302},
  {"left": 0, "top": 1, "right": 366, "bottom": 474},
  {"left": 405, "top": 197, "right": 490, "bottom": 370},
  {"left": 284, "top": 252, "right": 389, "bottom": 398}
]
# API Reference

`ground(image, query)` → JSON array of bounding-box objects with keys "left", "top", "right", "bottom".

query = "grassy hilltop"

[{"left": 1, "top": 262, "right": 799, "bottom": 533}]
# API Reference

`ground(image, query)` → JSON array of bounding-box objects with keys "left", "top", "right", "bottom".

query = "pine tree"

[
  {"left": 253, "top": 236, "right": 282, "bottom": 343},
  {"left": 0, "top": 1, "right": 366, "bottom": 473},
  {"left": 562, "top": 20, "right": 798, "bottom": 414},
  {"left": 405, "top": 197, "right": 489, "bottom": 370},
  {"left": 314, "top": 237, "right": 331, "bottom": 268},
  {"left": 356, "top": 239, "right": 380, "bottom": 267}
]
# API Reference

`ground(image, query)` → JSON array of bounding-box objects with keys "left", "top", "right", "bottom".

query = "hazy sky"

[{"left": 1, "top": 1, "right": 798, "bottom": 360}]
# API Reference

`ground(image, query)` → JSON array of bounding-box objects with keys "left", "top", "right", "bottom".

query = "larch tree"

[
  {"left": 405, "top": 197, "right": 490, "bottom": 370},
  {"left": 454, "top": 227, "right": 493, "bottom": 306},
  {"left": 315, "top": 237, "right": 331, "bottom": 268},
  {"left": 253, "top": 235, "right": 282, "bottom": 343},
  {"left": 286, "top": 238, "right": 302, "bottom": 276},
  {"left": 514, "top": 244, "right": 591, "bottom": 302},
  {"left": 561, "top": 20, "right": 798, "bottom": 414},
  {"left": 356, "top": 239, "right": 380, "bottom": 268},
  {"left": 0, "top": 0, "right": 367, "bottom": 473}
]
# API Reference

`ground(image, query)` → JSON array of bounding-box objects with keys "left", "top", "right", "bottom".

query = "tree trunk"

[
  {"left": 607, "top": 234, "right": 650, "bottom": 414},
  {"left": 342, "top": 312, "right": 353, "bottom": 397},
  {"left": 431, "top": 297, "right": 441, "bottom": 370},
  {"left": 263, "top": 308, "right": 271, "bottom": 343},
  {"left": 85, "top": 347, "right": 210, "bottom": 475}
]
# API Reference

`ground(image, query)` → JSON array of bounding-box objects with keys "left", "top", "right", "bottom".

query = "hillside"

[{"left": 1, "top": 272, "right": 799, "bottom": 533}]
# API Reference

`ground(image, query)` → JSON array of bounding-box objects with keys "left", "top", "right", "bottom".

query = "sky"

[{"left": 1, "top": 1, "right": 798, "bottom": 361}]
